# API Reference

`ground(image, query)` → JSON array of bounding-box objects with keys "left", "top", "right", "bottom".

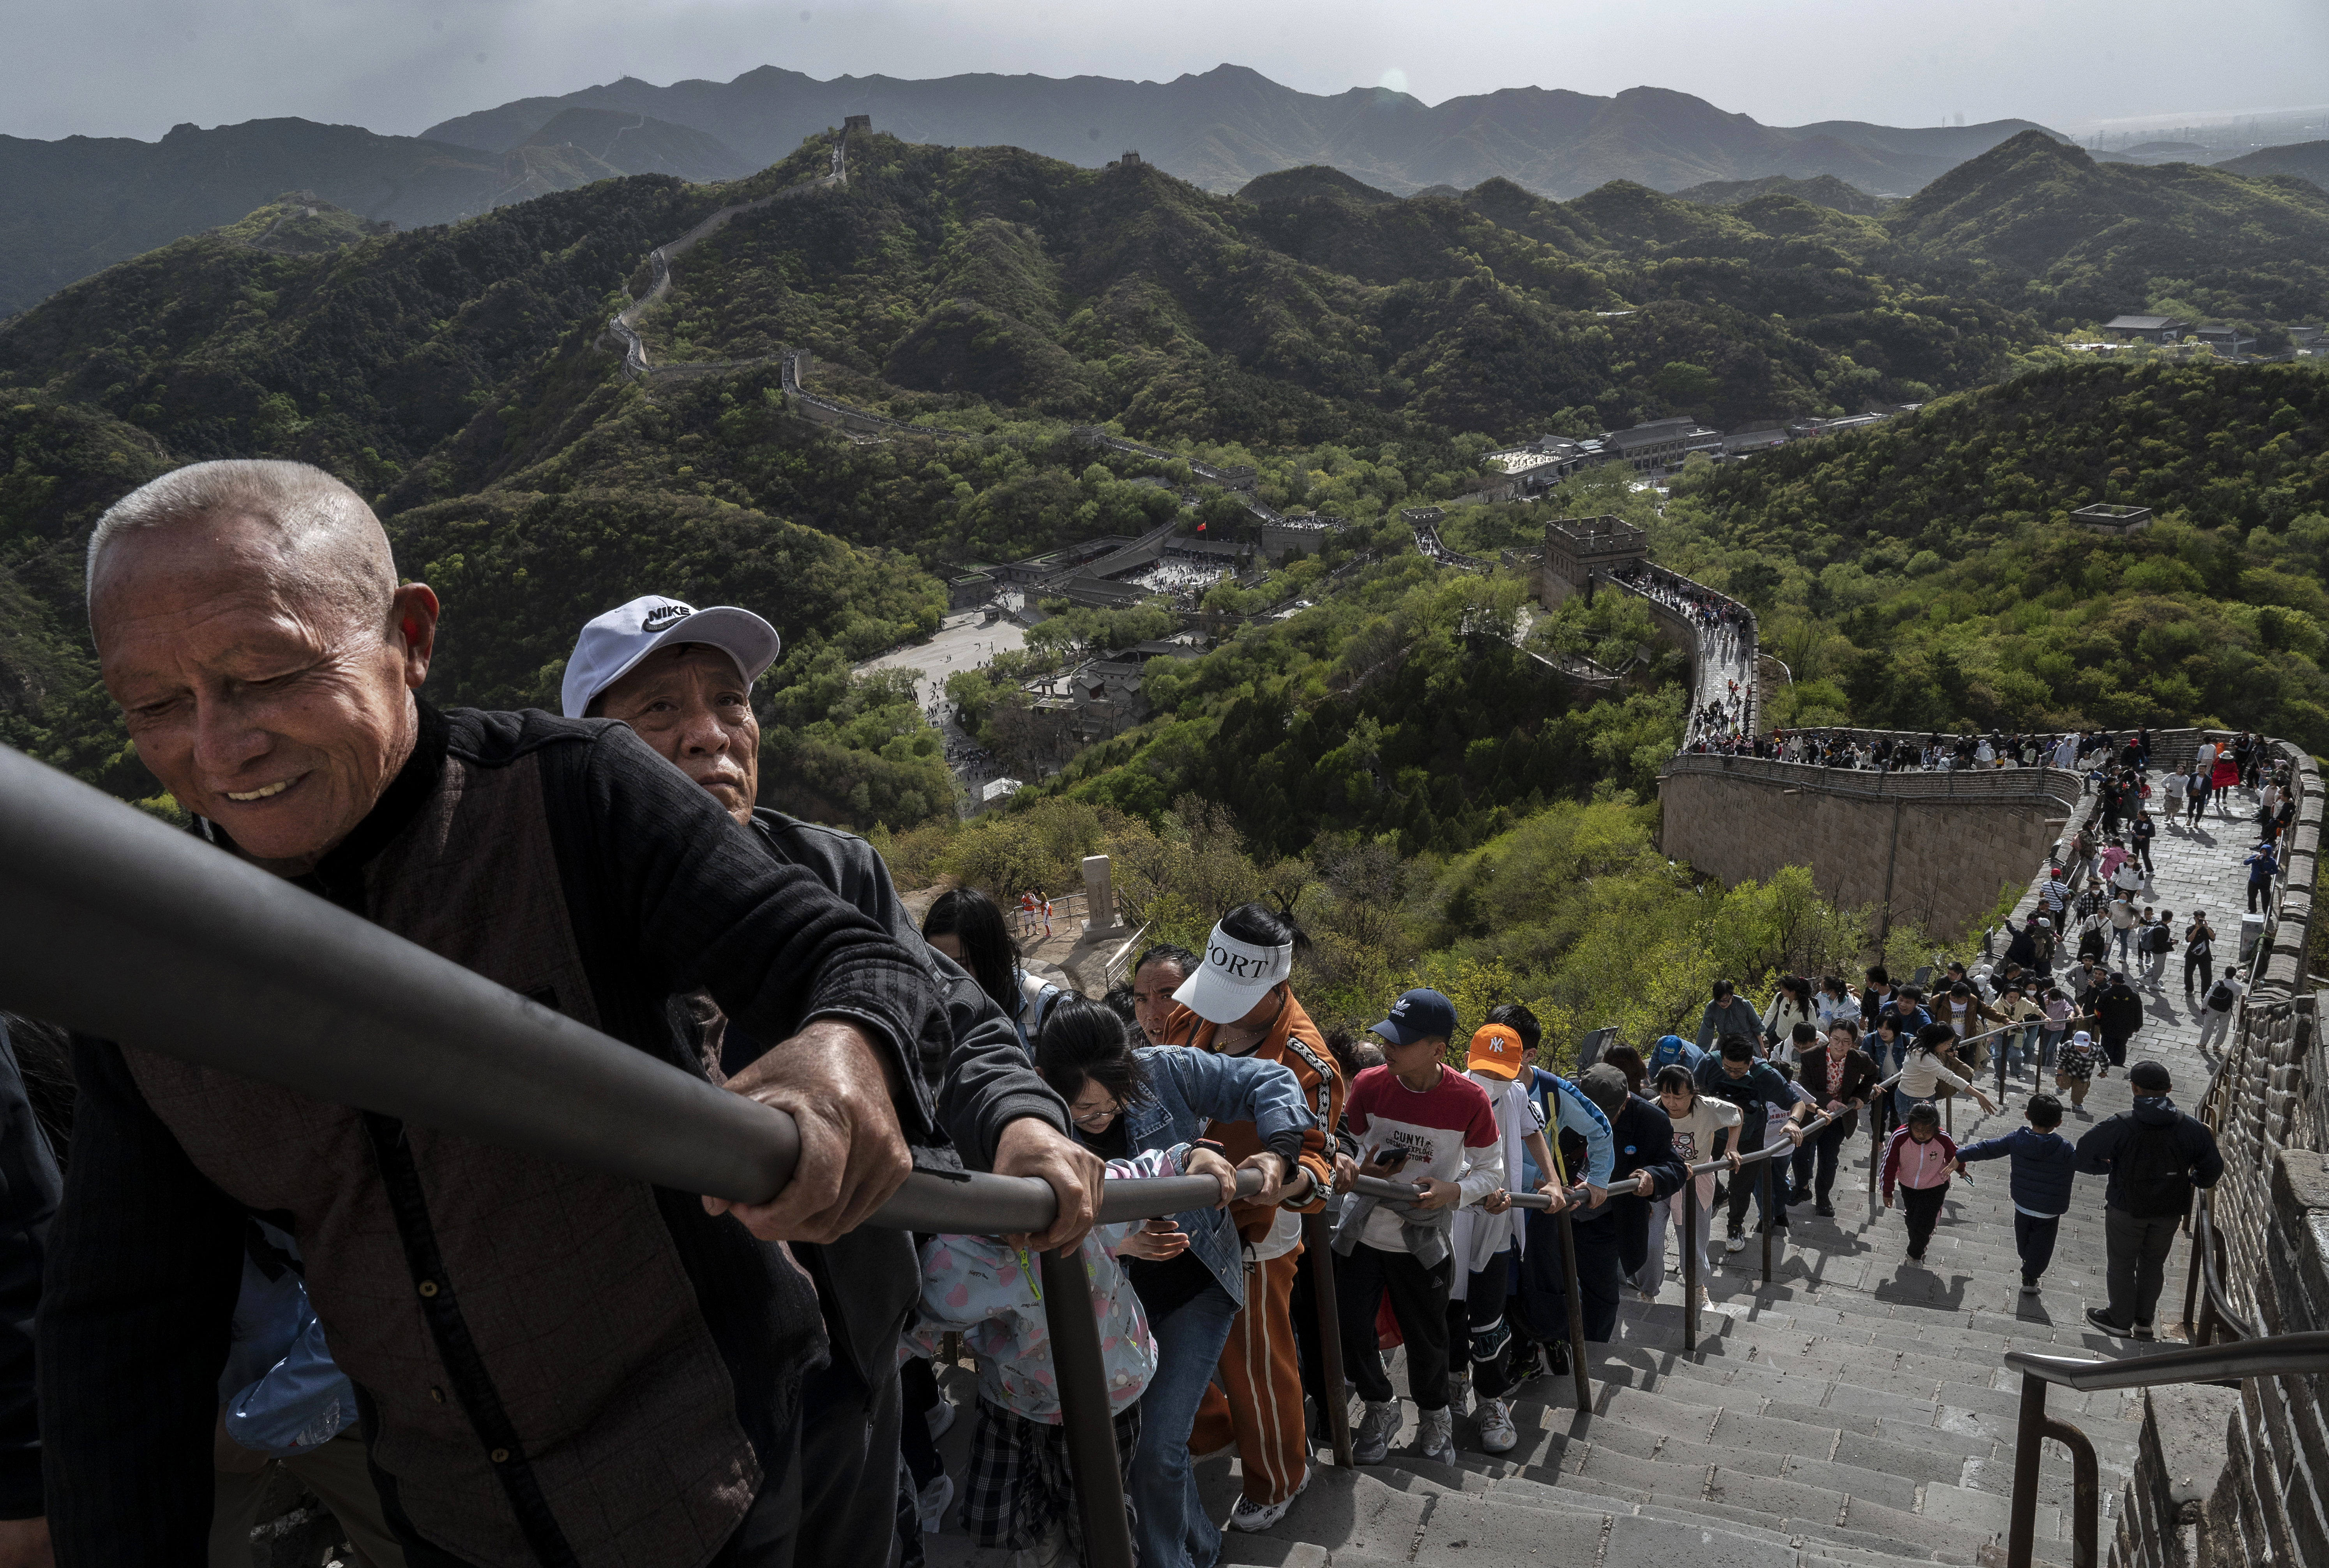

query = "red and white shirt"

[{"left": 1344, "top": 1065, "right": 1503, "bottom": 1255}]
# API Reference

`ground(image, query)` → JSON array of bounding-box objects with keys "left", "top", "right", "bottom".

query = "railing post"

[
  {"left": 1759, "top": 1160, "right": 1775, "bottom": 1285},
  {"left": 1038, "top": 1245, "right": 1136, "bottom": 1568},
  {"left": 1682, "top": 1185, "right": 1699, "bottom": 1353},
  {"left": 1301, "top": 1212, "right": 1355, "bottom": 1467},
  {"left": 2006, "top": 1374, "right": 2048, "bottom": 1568},
  {"left": 1557, "top": 1206, "right": 1592, "bottom": 1410},
  {"left": 2050, "top": 1415, "right": 2101, "bottom": 1568}
]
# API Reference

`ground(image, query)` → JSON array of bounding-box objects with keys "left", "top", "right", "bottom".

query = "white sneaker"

[
  {"left": 1353, "top": 1400, "right": 1401, "bottom": 1464},
  {"left": 925, "top": 1398, "right": 957, "bottom": 1443},
  {"left": 1474, "top": 1397, "right": 1518, "bottom": 1454},
  {"left": 1228, "top": 1464, "right": 1310, "bottom": 1532},
  {"left": 1725, "top": 1231, "right": 1748, "bottom": 1254},
  {"left": 916, "top": 1472, "right": 954, "bottom": 1534},
  {"left": 1417, "top": 1406, "right": 1456, "bottom": 1467}
]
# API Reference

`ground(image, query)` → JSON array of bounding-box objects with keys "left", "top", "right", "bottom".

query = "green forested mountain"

[
  {"left": 640, "top": 132, "right": 2044, "bottom": 441},
  {"left": 1889, "top": 131, "right": 2329, "bottom": 326},
  {"left": 1667, "top": 173, "right": 1888, "bottom": 216},
  {"left": 1651, "top": 360, "right": 2329, "bottom": 748},
  {"left": 2212, "top": 141, "right": 2329, "bottom": 194}
]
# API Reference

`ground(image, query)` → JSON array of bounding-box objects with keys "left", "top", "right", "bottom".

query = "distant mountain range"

[
  {"left": 0, "top": 64, "right": 2067, "bottom": 318},
  {"left": 426, "top": 65, "right": 2053, "bottom": 202}
]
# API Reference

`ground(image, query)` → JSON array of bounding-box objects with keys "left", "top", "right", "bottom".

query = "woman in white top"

[
  {"left": 1900, "top": 1022, "right": 1998, "bottom": 1114},
  {"left": 1636, "top": 1064, "right": 1743, "bottom": 1303},
  {"left": 1760, "top": 977, "right": 1817, "bottom": 1056}
]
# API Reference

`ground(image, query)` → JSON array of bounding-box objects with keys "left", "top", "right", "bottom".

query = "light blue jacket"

[
  {"left": 1103, "top": 1046, "right": 1313, "bottom": 1310},
  {"left": 1522, "top": 1069, "right": 1615, "bottom": 1190}
]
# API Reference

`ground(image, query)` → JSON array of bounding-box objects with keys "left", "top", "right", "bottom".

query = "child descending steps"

[
  {"left": 2055, "top": 1029, "right": 2105, "bottom": 1112},
  {"left": 1330, "top": 989, "right": 1507, "bottom": 1470},
  {"left": 909, "top": 1138, "right": 1236, "bottom": 1565},
  {"left": 1953, "top": 1092, "right": 2080, "bottom": 1295},
  {"left": 1881, "top": 1103, "right": 1960, "bottom": 1264}
]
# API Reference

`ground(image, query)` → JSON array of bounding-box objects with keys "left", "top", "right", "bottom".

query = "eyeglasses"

[{"left": 1070, "top": 1096, "right": 1122, "bottom": 1130}]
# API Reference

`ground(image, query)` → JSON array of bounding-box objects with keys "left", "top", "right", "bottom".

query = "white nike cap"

[{"left": 561, "top": 595, "right": 782, "bottom": 719}]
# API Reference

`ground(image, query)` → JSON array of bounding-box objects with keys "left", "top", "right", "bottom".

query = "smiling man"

[
  {"left": 41, "top": 460, "right": 964, "bottom": 1567},
  {"left": 559, "top": 592, "right": 1100, "bottom": 1562}
]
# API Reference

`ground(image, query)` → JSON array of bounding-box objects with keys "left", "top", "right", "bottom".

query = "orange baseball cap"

[{"left": 1467, "top": 1023, "right": 1526, "bottom": 1080}]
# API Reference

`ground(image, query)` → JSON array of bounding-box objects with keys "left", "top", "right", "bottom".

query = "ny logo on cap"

[{"left": 642, "top": 604, "right": 693, "bottom": 632}]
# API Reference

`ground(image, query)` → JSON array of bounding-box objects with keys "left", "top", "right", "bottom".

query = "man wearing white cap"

[
  {"left": 565, "top": 594, "right": 1105, "bottom": 1561},
  {"left": 1153, "top": 903, "right": 1342, "bottom": 1533}
]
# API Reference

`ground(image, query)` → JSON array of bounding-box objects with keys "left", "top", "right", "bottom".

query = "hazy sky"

[{"left": 11, "top": 0, "right": 2327, "bottom": 143}]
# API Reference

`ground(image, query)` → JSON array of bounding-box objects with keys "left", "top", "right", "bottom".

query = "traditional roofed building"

[
  {"left": 2102, "top": 314, "right": 2191, "bottom": 344},
  {"left": 1601, "top": 417, "right": 1723, "bottom": 473}
]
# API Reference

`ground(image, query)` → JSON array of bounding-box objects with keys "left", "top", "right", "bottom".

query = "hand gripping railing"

[
  {"left": 1348, "top": 1173, "right": 1596, "bottom": 1410},
  {"left": 2000, "top": 1333, "right": 2329, "bottom": 1568},
  {"left": 0, "top": 745, "right": 1253, "bottom": 1568}
]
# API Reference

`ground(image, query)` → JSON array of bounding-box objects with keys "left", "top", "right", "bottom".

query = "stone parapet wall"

[{"left": 1655, "top": 755, "right": 2082, "bottom": 940}]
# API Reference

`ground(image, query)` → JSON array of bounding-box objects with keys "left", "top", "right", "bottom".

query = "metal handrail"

[
  {"left": 2001, "top": 1332, "right": 2329, "bottom": 1568},
  {"left": 2179, "top": 1192, "right": 2257, "bottom": 1345},
  {"left": 2004, "top": 1329, "right": 2329, "bottom": 1393},
  {"left": 1680, "top": 1064, "right": 1904, "bottom": 1349}
]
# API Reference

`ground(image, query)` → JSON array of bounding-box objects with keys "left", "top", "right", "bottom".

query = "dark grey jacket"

[{"left": 41, "top": 705, "right": 953, "bottom": 1568}]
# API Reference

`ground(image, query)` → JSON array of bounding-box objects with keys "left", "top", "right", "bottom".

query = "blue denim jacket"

[{"left": 1108, "top": 1046, "right": 1314, "bottom": 1311}]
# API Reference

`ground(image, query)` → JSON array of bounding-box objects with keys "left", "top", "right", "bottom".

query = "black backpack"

[
  {"left": 2117, "top": 1119, "right": 2198, "bottom": 1218},
  {"left": 2205, "top": 977, "right": 2237, "bottom": 1012}
]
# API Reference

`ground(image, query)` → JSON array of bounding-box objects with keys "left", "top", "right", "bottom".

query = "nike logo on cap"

[{"left": 642, "top": 604, "right": 692, "bottom": 631}]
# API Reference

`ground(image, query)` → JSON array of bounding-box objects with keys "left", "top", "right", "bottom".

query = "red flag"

[{"left": 1197, "top": 520, "right": 1207, "bottom": 531}]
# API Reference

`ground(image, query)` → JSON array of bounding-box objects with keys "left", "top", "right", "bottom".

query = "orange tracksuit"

[{"left": 1163, "top": 993, "right": 1344, "bottom": 1506}]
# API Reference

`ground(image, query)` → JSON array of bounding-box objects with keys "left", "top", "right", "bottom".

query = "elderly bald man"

[
  {"left": 562, "top": 593, "right": 1102, "bottom": 1557},
  {"left": 37, "top": 460, "right": 1009, "bottom": 1568}
]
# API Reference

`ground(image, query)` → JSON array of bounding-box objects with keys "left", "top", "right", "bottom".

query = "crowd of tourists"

[{"left": 0, "top": 458, "right": 2237, "bottom": 1567}]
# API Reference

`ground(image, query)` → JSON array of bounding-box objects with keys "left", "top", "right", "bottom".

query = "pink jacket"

[{"left": 1882, "top": 1127, "right": 1959, "bottom": 1200}]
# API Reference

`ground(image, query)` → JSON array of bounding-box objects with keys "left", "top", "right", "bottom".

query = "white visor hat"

[
  {"left": 562, "top": 595, "right": 781, "bottom": 719},
  {"left": 1172, "top": 924, "right": 1294, "bottom": 1025}
]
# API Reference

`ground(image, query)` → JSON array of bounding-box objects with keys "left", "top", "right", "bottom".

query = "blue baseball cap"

[{"left": 1370, "top": 988, "right": 1457, "bottom": 1047}]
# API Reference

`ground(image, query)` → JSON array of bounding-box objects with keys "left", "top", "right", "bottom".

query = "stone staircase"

[{"left": 919, "top": 772, "right": 2243, "bottom": 1567}]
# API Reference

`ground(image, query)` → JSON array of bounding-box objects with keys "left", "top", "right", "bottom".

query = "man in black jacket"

[
  {"left": 1567, "top": 1065, "right": 1687, "bottom": 1338},
  {"left": 2077, "top": 1061, "right": 2223, "bottom": 1339},
  {"left": 45, "top": 460, "right": 1072, "bottom": 1567},
  {"left": 2093, "top": 972, "right": 2144, "bottom": 1071},
  {"left": 568, "top": 594, "right": 1098, "bottom": 1562}
]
